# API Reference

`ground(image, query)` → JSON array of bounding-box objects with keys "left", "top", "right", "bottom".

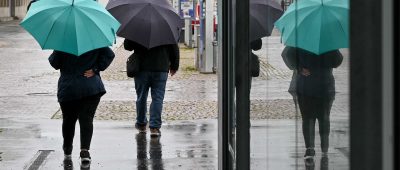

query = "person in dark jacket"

[
  {"left": 124, "top": 39, "right": 179, "bottom": 137},
  {"left": 250, "top": 38, "right": 262, "bottom": 78},
  {"left": 49, "top": 47, "right": 115, "bottom": 166},
  {"left": 282, "top": 46, "right": 343, "bottom": 162}
]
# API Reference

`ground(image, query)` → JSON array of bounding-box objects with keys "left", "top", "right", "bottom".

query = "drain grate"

[
  {"left": 25, "top": 150, "right": 54, "bottom": 170},
  {"left": 26, "top": 92, "right": 54, "bottom": 96}
]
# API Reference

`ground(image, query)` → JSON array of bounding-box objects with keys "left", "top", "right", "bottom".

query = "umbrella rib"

[
  {"left": 120, "top": 5, "right": 152, "bottom": 48},
  {"left": 152, "top": 5, "right": 181, "bottom": 43},
  {"left": 325, "top": 8, "right": 348, "bottom": 39},
  {"left": 42, "top": 7, "right": 72, "bottom": 50},
  {"left": 74, "top": 8, "right": 111, "bottom": 52},
  {"left": 281, "top": 7, "right": 320, "bottom": 45},
  {"left": 114, "top": 4, "right": 148, "bottom": 36}
]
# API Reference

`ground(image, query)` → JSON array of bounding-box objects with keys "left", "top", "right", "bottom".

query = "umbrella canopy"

[
  {"left": 250, "top": 0, "right": 283, "bottom": 41},
  {"left": 20, "top": 0, "right": 120, "bottom": 56},
  {"left": 274, "top": 0, "right": 349, "bottom": 55},
  {"left": 106, "top": 0, "right": 184, "bottom": 49}
]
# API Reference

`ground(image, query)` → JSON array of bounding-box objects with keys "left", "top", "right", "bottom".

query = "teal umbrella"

[
  {"left": 274, "top": 0, "right": 349, "bottom": 55},
  {"left": 20, "top": 0, "right": 120, "bottom": 56}
]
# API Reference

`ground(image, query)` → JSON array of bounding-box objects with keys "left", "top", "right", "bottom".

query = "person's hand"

[
  {"left": 169, "top": 69, "right": 177, "bottom": 76},
  {"left": 301, "top": 68, "right": 311, "bottom": 77},
  {"left": 84, "top": 69, "right": 95, "bottom": 78}
]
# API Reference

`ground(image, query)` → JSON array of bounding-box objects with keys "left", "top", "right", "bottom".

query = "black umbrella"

[
  {"left": 250, "top": 0, "right": 283, "bottom": 41},
  {"left": 106, "top": 0, "right": 184, "bottom": 49}
]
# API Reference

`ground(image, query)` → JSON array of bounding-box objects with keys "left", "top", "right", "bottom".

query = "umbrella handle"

[{"left": 112, "top": 28, "right": 116, "bottom": 44}]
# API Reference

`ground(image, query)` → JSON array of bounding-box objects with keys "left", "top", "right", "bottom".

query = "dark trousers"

[
  {"left": 60, "top": 95, "right": 101, "bottom": 155},
  {"left": 298, "top": 95, "right": 334, "bottom": 153}
]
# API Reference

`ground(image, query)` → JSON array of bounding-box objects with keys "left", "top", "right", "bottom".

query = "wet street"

[{"left": 0, "top": 19, "right": 349, "bottom": 169}]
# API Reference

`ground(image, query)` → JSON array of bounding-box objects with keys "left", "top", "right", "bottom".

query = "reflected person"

[
  {"left": 250, "top": 38, "right": 262, "bottom": 82},
  {"left": 281, "top": 47, "right": 343, "bottom": 160}
]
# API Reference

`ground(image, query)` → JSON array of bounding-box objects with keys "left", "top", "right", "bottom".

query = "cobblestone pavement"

[
  {"left": 56, "top": 31, "right": 349, "bottom": 121},
  {"left": 52, "top": 99, "right": 299, "bottom": 120}
]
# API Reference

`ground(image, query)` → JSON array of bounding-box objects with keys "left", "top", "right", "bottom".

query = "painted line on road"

[{"left": 24, "top": 150, "right": 54, "bottom": 170}]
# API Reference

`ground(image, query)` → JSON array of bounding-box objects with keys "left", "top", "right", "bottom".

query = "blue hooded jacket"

[{"left": 49, "top": 47, "right": 115, "bottom": 102}]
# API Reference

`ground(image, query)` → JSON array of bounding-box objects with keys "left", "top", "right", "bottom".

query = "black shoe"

[
  {"left": 63, "top": 155, "right": 73, "bottom": 170},
  {"left": 135, "top": 124, "right": 147, "bottom": 133},
  {"left": 321, "top": 154, "right": 329, "bottom": 170},
  {"left": 304, "top": 148, "right": 315, "bottom": 160},
  {"left": 150, "top": 128, "right": 161, "bottom": 137},
  {"left": 80, "top": 150, "right": 91, "bottom": 165},
  {"left": 304, "top": 158, "right": 315, "bottom": 169}
]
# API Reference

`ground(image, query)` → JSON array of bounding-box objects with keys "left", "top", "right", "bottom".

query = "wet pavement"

[{"left": 0, "top": 19, "right": 349, "bottom": 170}]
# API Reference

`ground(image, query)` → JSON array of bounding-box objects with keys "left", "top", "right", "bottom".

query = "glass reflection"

[
  {"left": 250, "top": 0, "right": 349, "bottom": 169},
  {"left": 283, "top": 47, "right": 343, "bottom": 159}
]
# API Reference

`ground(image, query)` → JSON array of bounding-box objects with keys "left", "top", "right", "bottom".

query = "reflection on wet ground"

[
  {"left": 0, "top": 117, "right": 349, "bottom": 169},
  {"left": 304, "top": 156, "right": 329, "bottom": 170},
  {"left": 5, "top": 120, "right": 218, "bottom": 169},
  {"left": 136, "top": 134, "right": 164, "bottom": 170}
]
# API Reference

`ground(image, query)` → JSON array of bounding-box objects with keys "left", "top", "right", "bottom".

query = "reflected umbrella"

[
  {"left": 250, "top": 0, "right": 283, "bottom": 41},
  {"left": 275, "top": 0, "right": 349, "bottom": 55}
]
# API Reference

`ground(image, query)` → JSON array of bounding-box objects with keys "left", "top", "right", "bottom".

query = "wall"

[{"left": 0, "top": 0, "right": 30, "bottom": 20}]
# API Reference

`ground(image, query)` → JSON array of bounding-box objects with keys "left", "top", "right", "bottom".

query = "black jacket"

[
  {"left": 49, "top": 47, "right": 115, "bottom": 102},
  {"left": 282, "top": 47, "right": 343, "bottom": 98},
  {"left": 124, "top": 39, "right": 179, "bottom": 72}
]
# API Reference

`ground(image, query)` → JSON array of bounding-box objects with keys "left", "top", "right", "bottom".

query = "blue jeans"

[{"left": 134, "top": 72, "right": 168, "bottom": 129}]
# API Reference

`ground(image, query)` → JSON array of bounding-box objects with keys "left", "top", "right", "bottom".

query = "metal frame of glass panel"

[
  {"left": 218, "top": 0, "right": 250, "bottom": 169},
  {"left": 350, "top": 0, "right": 396, "bottom": 169}
]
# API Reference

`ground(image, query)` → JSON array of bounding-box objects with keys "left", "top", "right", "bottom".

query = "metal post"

[
  {"left": 202, "top": 0, "right": 215, "bottom": 73},
  {"left": 184, "top": 17, "right": 193, "bottom": 47},
  {"left": 235, "top": 0, "right": 250, "bottom": 169},
  {"left": 9, "top": 0, "right": 15, "bottom": 17},
  {"left": 212, "top": 40, "right": 218, "bottom": 72}
]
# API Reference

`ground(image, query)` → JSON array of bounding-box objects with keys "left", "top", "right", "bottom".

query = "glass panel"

[{"left": 250, "top": 0, "right": 350, "bottom": 169}]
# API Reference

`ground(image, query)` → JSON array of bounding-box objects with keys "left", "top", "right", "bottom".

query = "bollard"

[
  {"left": 212, "top": 40, "right": 218, "bottom": 73},
  {"left": 184, "top": 17, "right": 192, "bottom": 47}
]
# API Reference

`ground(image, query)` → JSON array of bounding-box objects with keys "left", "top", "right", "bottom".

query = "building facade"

[{"left": 0, "top": 0, "right": 30, "bottom": 21}]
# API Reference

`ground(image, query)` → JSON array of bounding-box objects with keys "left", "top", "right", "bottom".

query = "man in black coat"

[
  {"left": 282, "top": 46, "right": 343, "bottom": 161},
  {"left": 124, "top": 39, "right": 179, "bottom": 137},
  {"left": 49, "top": 47, "right": 115, "bottom": 166}
]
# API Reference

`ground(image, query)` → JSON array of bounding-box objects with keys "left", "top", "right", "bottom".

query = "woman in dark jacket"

[
  {"left": 282, "top": 47, "right": 343, "bottom": 161},
  {"left": 49, "top": 47, "right": 115, "bottom": 165}
]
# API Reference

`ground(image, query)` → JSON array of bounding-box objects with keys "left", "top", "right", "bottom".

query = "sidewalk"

[{"left": 0, "top": 20, "right": 348, "bottom": 169}]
